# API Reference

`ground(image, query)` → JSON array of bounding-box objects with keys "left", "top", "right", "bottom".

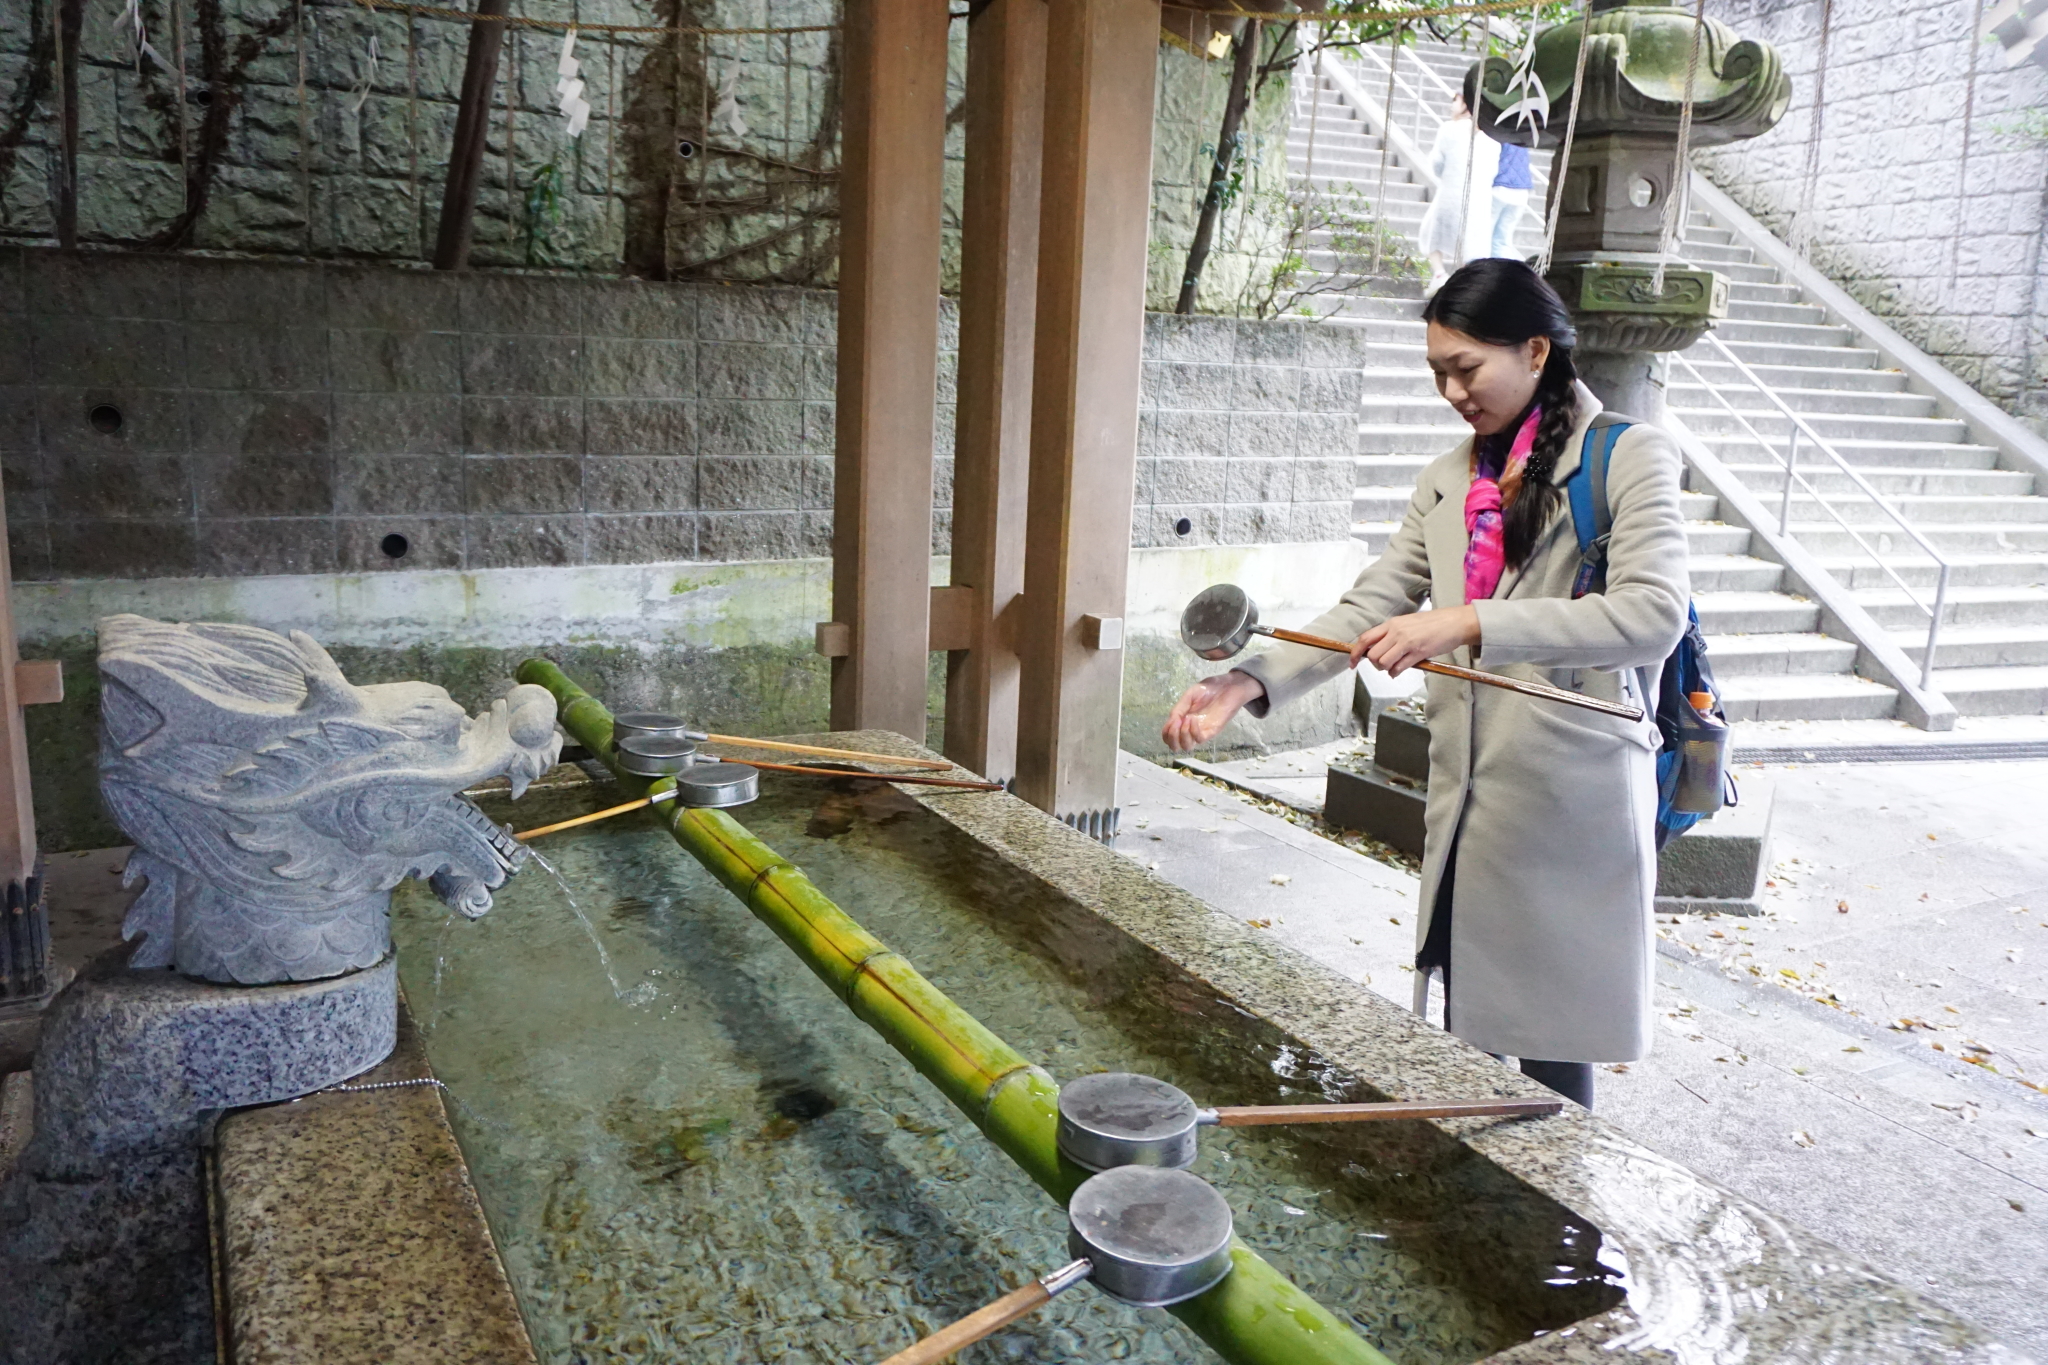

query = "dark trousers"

[{"left": 1420, "top": 843, "right": 1596, "bottom": 1111}]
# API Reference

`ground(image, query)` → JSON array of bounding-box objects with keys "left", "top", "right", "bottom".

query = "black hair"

[
  {"left": 1460, "top": 63, "right": 1480, "bottom": 115},
  {"left": 1421, "top": 257, "right": 1581, "bottom": 570}
]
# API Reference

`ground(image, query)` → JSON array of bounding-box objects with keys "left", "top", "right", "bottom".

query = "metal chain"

[
  {"left": 1371, "top": 25, "right": 1403, "bottom": 275},
  {"left": 1651, "top": 0, "right": 1708, "bottom": 296},
  {"left": 1794, "top": 0, "right": 1834, "bottom": 264},
  {"left": 1535, "top": 0, "right": 1593, "bottom": 276},
  {"left": 1950, "top": 0, "right": 1987, "bottom": 293}
]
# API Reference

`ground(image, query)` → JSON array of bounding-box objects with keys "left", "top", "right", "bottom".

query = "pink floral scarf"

[{"left": 1462, "top": 407, "right": 1542, "bottom": 604}]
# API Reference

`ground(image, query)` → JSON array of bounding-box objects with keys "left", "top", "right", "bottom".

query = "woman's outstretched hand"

[
  {"left": 1349, "top": 605, "right": 1482, "bottom": 677},
  {"left": 1162, "top": 671, "right": 1267, "bottom": 752}
]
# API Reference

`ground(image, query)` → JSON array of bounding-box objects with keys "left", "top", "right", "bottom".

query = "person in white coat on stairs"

[
  {"left": 1160, "top": 260, "right": 1691, "bottom": 1111},
  {"left": 1416, "top": 69, "right": 1501, "bottom": 294}
]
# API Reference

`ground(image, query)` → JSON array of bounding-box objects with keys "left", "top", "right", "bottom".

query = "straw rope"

[{"left": 347, "top": 0, "right": 1555, "bottom": 39}]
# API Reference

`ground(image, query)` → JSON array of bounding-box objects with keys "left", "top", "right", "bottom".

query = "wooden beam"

[
  {"left": 432, "top": 0, "right": 509, "bottom": 271},
  {"left": 1014, "top": 0, "right": 1159, "bottom": 832},
  {"left": 945, "top": 0, "right": 1048, "bottom": 786},
  {"left": 830, "top": 0, "right": 950, "bottom": 741}
]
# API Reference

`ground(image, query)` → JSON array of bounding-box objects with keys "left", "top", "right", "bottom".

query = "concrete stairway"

[
  {"left": 1666, "top": 213, "right": 2048, "bottom": 718},
  {"left": 1302, "top": 37, "right": 2048, "bottom": 721}
]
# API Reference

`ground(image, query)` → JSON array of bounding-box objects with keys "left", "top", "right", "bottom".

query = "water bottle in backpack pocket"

[{"left": 1569, "top": 417, "right": 1735, "bottom": 851}]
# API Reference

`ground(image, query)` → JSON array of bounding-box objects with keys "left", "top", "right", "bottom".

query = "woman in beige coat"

[{"left": 1162, "top": 259, "right": 1690, "bottom": 1109}]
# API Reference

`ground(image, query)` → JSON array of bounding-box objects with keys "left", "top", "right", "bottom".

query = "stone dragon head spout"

[{"left": 96, "top": 615, "right": 562, "bottom": 985}]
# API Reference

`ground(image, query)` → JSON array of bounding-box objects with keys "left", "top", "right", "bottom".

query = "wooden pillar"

[
  {"left": 829, "top": 0, "right": 950, "bottom": 741},
  {"left": 432, "top": 0, "right": 509, "bottom": 270},
  {"left": 0, "top": 483, "right": 55, "bottom": 1005},
  {"left": 945, "top": 0, "right": 1047, "bottom": 785},
  {"left": 1013, "top": 0, "right": 1158, "bottom": 832}
]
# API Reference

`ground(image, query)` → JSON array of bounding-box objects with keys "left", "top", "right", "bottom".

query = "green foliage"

[
  {"left": 522, "top": 160, "right": 567, "bottom": 268},
  {"left": 1237, "top": 182, "right": 1422, "bottom": 321},
  {"left": 1992, "top": 107, "right": 2048, "bottom": 147}
]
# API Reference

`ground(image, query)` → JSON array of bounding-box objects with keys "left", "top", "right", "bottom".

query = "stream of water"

[{"left": 393, "top": 779, "right": 1623, "bottom": 1365}]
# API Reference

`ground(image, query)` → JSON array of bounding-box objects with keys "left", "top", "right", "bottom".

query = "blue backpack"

[{"left": 1566, "top": 416, "right": 1734, "bottom": 850}]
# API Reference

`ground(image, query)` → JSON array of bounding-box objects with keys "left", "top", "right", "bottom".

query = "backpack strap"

[{"left": 1567, "top": 414, "right": 1633, "bottom": 599}]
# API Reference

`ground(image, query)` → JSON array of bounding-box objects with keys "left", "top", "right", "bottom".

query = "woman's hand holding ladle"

[
  {"left": 1161, "top": 671, "right": 1266, "bottom": 752},
  {"left": 1350, "top": 605, "right": 1481, "bottom": 677}
]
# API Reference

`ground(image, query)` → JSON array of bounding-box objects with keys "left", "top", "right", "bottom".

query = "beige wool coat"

[{"left": 1237, "top": 382, "right": 1690, "bottom": 1063}]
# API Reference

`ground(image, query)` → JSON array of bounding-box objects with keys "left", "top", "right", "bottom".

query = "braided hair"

[{"left": 1421, "top": 258, "right": 1581, "bottom": 570}]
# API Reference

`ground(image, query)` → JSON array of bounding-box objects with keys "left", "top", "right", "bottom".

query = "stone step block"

[
  {"left": 1689, "top": 554, "right": 1789, "bottom": 592},
  {"left": 1817, "top": 552, "right": 2048, "bottom": 591},
  {"left": 1892, "top": 624, "right": 2048, "bottom": 669},
  {"left": 1715, "top": 671, "right": 1900, "bottom": 721},
  {"left": 1667, "top": 383, "right": 1940, "bottom": 419},
  {"left": 1699, "top": 631, "right": 1860, "bottom": 677},
  {"left": 1774, "top": 492, "right": 2048, "bottom": 525},
  {"left": 1858, "top": 585, "right": 2048, "bottom": 628},
  {"left": 1718, "top": 463, "right": 2035, "bottom": 497},
  {"left": 1927, "top": 664, "right": 2048, "bottom": 715},
  {"left": 1656, "top": 775, "right": 1776, "bottom": 915},
  {"left": 1722, "top": 299, "right": 1830, "bottom": 325},
  {"left": 1716, "top": 318, "right": 1859, "bottom": 347},
  {"left": 1694, "top": 590, "right": 1823, "bottom": 634},
  {"left": 1792, "top": 523, "right": 2048, "bottom": 555},
  {"left": 1688, "top": 434, "right": 2001, "bottom": 470},
  {"left": 1672, "top": 358, "right": 1909, "bottom": 395},
  {"left": 1710, "top": 339, "right": 1882, "bottom": 370},
  {"left": 1677, "top": 408, "right": 1971, "bottom": 444}
]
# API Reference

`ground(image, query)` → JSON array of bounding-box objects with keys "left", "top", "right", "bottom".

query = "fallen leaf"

[
  {"left": 1792, "top": 1130, "right": 1816, "bottom": 1148},
  {"left": 1843, "top": 1045, "right": 1862, "bottom": 1053},
  {"left": 1928, "top": 833, "right": 1939, "bottom": 841},
  {"left": 1920, "top": 892, "right": 1930, "bottom": 902},
  {"left": 1836, "top": 900, "right": 1850, "bottom": 914},
  {"left": 2010, "top": 1200, "right": 2027, "bottom": 1213},
  {"left": 1945, "top": 1005, "right": 1961, "bottom": 1014},
  {"left": 1610, "top": 1063, "right": 1630, "bottom": 1073},
  {"left": 1269, "top": 872, "right": 1292, "bottom": 886},
  {"left": 1709, "top": 930, "right": 1727, "bottom": 938},
  {"left": 1780, "top": 968, "right": 1802, "bottom": 980},
  {"left": 1246, "top": 918, "right": 1273, "bottom": 929}
]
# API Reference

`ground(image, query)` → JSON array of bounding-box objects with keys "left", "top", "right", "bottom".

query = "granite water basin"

[{"left": 397, "top": 774, "right": 1622, "bottom": 1365}]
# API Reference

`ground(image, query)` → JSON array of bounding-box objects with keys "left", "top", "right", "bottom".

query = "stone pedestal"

[{"left": 0, "top": 945, "right": 396, "bottom": 1365}]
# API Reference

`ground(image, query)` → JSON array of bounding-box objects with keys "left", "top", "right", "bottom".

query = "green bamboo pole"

[{"left": 516, "top": 660, "right": 1395, "bottom": 1365}]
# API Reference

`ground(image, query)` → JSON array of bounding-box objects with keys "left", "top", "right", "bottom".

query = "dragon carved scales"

[{"left": 97, "top": 615, "right": 562, "bottom": 985}]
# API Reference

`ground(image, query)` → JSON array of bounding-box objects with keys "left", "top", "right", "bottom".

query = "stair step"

[
  {"left": 1859, "top": 585, "right": 2048, "bottom": 628},
  {"left": 1892, "top": 624, "right": 2048, "bottom": 669},
  {"left": 1668, "top": 384, "right": 1939, "bottom": 419},
  {"left": 1694, "top": 590, "right": 1823, "bottom": 634},
  {"left": 1817, "top": 553, "right": 2048, "bottom": 591},
  {"left": 1712, "top": 339, "right": 1883, "bottom": 370},
  {"left": 1702, "top": 632, "right": 1860, "bottom": 677},
  {"left": 1688, "top": 433, "right": 2003, "bottom": 470},
  {"left": 1689, "top": 553, "right": 1788, "bottom": 592},
  {"left": 1720, "top": 464, "right": 2035, "bottom": 496},
  {"left": 1673, "top": 358, "right": 1909, "bottom": 395},
  {"left": 1715, "top": 672, "right": 1900, "bottom": 722},
  {"left": 1679, "top": 410, "right": 1974, "bottom": 445},
  {"left": 1926, "top": 665, "right": 2048, "bottom": 715}
]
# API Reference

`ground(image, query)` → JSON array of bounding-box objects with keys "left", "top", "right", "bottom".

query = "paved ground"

[{"left": 1112, "top": 749, "right": 2048, "bottom": 1358}]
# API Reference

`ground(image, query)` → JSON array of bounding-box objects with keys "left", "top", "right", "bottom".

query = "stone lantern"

[{"left": 1473, "top": 0, "right": 1791, "bottom": 418}]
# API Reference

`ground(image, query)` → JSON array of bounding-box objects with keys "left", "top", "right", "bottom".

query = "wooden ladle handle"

[
  {"left": 876, "top": 1263, "right": 1083, "bottom": 1365},
  {"left": 1203, "top": 1098, "right": 1564, "bottom": 1127},
  {"left": 1256, "top": 628, "right": 1644, "bottom": 723}
]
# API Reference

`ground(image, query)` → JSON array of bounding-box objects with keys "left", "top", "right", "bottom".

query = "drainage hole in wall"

[
  {"left": 380, "top": 533, "right": 410, "bottom": 560},
  {"left": 87, "top": 404, "right": 122, "bottom": 435},
  {"left": 1173, "top": 517, "right": 1192, "bottom": 537},
  {"left": 675, "top": 138, "right": 698, "bottom": 159}
]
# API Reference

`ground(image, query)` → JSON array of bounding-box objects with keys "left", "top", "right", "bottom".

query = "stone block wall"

[
  {"left": 1135, "top": 311, "right": 1362, "bottom": 548},
  {"left": 0, "top": 248, "right": 1365, "bottom": 582},
  {"left": 1698, "top": 0, "right": 2048, "bottom": 422},
  {"left": 0, "top": 0, "right": 1307, "bottom": 315}
]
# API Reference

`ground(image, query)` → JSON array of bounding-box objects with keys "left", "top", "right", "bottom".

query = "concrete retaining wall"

[{"left": 0, "top": 247, "right": 1365, "bottom": 582}]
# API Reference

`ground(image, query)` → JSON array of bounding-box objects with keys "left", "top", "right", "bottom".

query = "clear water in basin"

[{"left": 394, "top": 778, "right": 1623, "bottom": 1364}]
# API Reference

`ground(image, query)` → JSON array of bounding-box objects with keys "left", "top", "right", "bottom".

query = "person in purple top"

[{"left": 1490, "top": 141, "right": 1533, "bottom": 260}]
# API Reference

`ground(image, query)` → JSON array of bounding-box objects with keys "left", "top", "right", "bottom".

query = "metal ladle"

[
  {"left": 1180, "top": 582, "right": 1644, "bottom": 722},
  {"left": 874, "top": 1165, "right": 1235, "bottom": 1365},
  {"left": 1055, "top": 1071, "right": 1562, "bottom": 1174}
]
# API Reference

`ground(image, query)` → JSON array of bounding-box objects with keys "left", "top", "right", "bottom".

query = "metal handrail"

[{"left": 1676, "top": 331, "right": 1953, "bottom": 688}]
